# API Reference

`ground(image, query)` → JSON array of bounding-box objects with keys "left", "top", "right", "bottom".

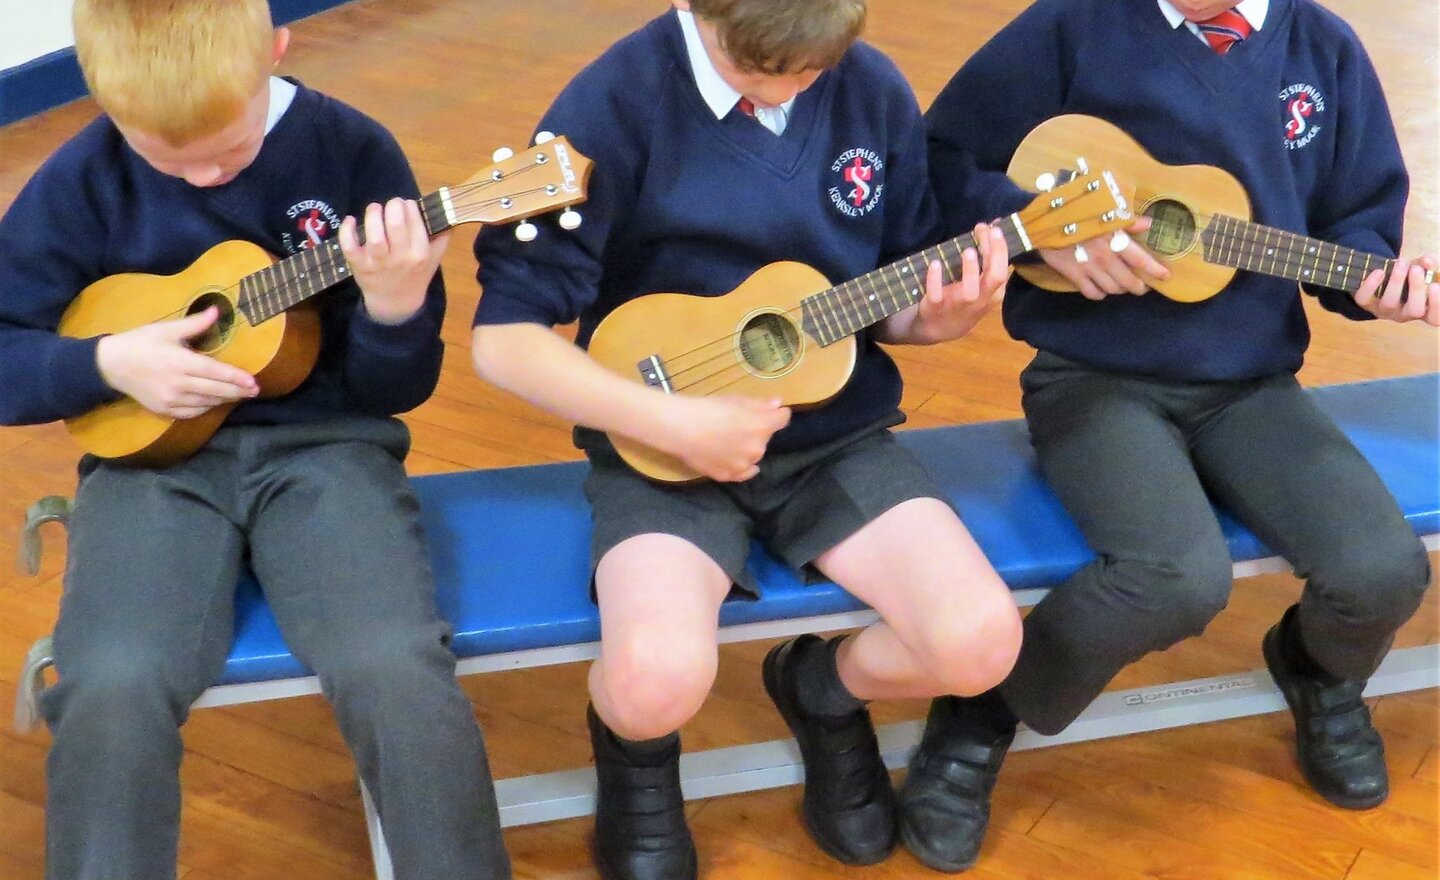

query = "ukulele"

[
  {"left": 1006, "top": 114, "right": 1434, "bottom": 302},
  {"left": 59, "top": 136, "right": 592, "bottom": 465},
  {"left": 588, "top": 169, "right": 1135, "bottom": 483}
]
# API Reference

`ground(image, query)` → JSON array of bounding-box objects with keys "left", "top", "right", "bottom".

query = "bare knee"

[
  {"left": 910, "top": 596, "right": 1023, "bottom": 697},
  {"left": 593, "top": 637, "right": 717, "bottom": 740}
]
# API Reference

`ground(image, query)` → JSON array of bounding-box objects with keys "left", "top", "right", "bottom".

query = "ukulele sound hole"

[
  {"left": 185, "top": 291, "right": 237, "bottom": 353},
  {"left": 737, "top": 311, "right": 801, "bottom": 378},
  {"left": 1143, "top": 199, "right": 1198, "bottom": 257}
]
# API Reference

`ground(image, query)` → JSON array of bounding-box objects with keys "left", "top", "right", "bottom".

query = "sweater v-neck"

[
  {"left": 1133, "top": 0, "right": 1291, "bottom": 93},
  {"left": 660, "top": 12, "right": 831, "bottom": 178}
]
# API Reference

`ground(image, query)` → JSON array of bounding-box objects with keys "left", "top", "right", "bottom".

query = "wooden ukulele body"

[
  {"left": 1008, "top": 114, "right": 1252, "bottom": 302},
  {"left": 58, "top": 240, "right": 321, "bottom": 464},
  {"left": 588, "top": 261, "right": 856, "bottom": 483}
]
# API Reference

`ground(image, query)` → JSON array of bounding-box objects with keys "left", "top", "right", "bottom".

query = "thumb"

[{"left": 167, "top": 306, "right": 220, "bottom": 340}]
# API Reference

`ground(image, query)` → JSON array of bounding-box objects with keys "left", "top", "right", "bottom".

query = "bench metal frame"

[{"left": 13, "top": 498, "right": 1438, "bottom": 880}]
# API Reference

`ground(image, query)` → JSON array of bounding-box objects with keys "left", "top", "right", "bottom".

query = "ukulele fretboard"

[
  {"left": 1200, "top": 215, "right": 1400, "bottom": 293},
  {"left": 236, "top": 191, "right": 456, "bottom": 325},
  {"left": 800, "top": 216, "right": 1028, "bottom": 347}
]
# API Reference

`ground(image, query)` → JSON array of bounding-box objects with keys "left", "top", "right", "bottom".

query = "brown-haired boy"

[
  {"left": 472, "top": 2, "right": 1022, "bottom": 877},
  {"left": 0, "top": 1, "right": 510, "bottom": 876}
]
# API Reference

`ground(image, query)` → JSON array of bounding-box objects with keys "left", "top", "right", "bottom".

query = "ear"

[{"left": 272, "top": 27, "right": 292, "bottom": 67}]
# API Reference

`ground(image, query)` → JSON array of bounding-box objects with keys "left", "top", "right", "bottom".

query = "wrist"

[{"left": 361, "top": 293, "right": 425, "bottom": 326}]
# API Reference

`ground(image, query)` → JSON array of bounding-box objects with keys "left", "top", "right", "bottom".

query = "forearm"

[
  {"left": 0, "top": 331, "right": 116, "bottom": 425},
  {"left": 471, "top": 321, "right": 676, "bottom": 449}
]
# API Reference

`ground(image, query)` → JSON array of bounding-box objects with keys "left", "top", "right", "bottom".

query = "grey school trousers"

[
  {"left": 41, "top": 417, "right": 510, "bottom": 880},
  {"left": 1001, "top": 353, "right": 1432, "bottom": 735}
]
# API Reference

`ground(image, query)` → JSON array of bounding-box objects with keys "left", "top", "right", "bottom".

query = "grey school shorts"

[{"left": 578, "top": 417, "right": 944, "bottom": 597}]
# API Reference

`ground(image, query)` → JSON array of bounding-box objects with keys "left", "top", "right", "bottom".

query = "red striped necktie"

[
  {"left": 1196, "top": 9, "right": 1252, "bottom": 54},
  {"left": 736, "top": 97, "right": 757, "bottom": 116}
]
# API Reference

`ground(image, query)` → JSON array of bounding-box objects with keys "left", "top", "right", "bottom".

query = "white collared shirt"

[
  {"left": 1157, "top": 0, "right": 1269, "bottom": 43},
  {"left": 265, "top": 75, "right": 297, "bottom": 135},
  {"left": 676, "top": 9, "right": 795, "bottom": 136}
]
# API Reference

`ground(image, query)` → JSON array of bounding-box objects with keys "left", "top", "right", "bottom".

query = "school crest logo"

[
  {"left": 281, "top": 199, "right": 342, "bottom": 253},
  {"left": 1279, "top": 83, "right": 1325, "bottom": 150},
  {"left": 829, "top": 148, "right": 885, "bottom": 217}
]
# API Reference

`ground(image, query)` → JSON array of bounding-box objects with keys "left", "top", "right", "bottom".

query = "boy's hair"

[
  {"left": 690, "top": 0, "right": 866, "bottom": 75},
  {"left": 73, "top": 0, "right": 275, "bottom": 145}
]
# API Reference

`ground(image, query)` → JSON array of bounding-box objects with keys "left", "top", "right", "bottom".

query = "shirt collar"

[
  {"left": 1157, "top": 0, "right": 1269, "bottom": 31},
  {"left": 265, "top": 76, "right": 297, "bottom": 135},
  {"left": 675, "top": 9, "right": 794, "bottom": 121}
]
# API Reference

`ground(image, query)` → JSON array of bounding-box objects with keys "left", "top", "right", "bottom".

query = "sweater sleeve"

[
  {"left": 473, "top": 61, "right": 652, "bottom": 330},
  {"left": 925, "top": 0, "right": 1074, "bottom": 235},
  {"left": 337, "top": 124, "right": 448, "bottom": 415},
  {"left": 1299, "top": 34, "right": 1406, "bottom": 321},
  {"left": 869, "top": 51, "right": 945, "bottom": 264},
  {"left": 0, "top": 145, "right": 121, "bottom": 426}
]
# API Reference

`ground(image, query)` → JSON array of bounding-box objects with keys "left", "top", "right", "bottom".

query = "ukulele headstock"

[
  {"left": 1014, "top": 163, "right": 1136, "bottom": 254},
  {"left": 440, "top": 134, "right": 593, "bottom": 238}
]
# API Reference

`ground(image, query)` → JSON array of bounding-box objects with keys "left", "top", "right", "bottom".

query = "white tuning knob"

[
  {"left": 1034, "top": 172, "right": 1057, "bottom": 193},
  {"left": 514, "top": 221, "right": 538, "bottom": 242},
  {"left": 534, "top": 131, "right": 556, "bottom": 144},
  {"left": 1109, "top": 230, "right": 1131, "bottom": 253},
  {"left": 558, "top": 209, "right": 582, "bottom": 231},
  {"left": 492, "top": 146, "right": 515, "bottom": 163},
  {"left": 1073, "top": 244, "right": 1090, "bottom": 265}
]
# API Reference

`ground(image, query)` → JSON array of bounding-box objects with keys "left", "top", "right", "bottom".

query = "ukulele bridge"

[{"left": 638, "top": 355, "right": 674, "bottom": 393}]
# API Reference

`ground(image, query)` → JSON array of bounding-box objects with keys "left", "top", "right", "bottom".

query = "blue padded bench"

[{"left": 15, "top": 374, "right": 1439, "bottom": 880}]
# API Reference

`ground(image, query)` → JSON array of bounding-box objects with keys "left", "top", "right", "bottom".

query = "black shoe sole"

[
  {"left": 763, "top": 638, "right": 897, "bottom": 867},
  {"left": 898, "top": 815, "right": 979, "bottom": 874},
  {"left": 1262, "top": 627, "right": 1388, "bottom": 811},
  {"left": 591, "top": 837, "right": 699, "bottom": 880}
]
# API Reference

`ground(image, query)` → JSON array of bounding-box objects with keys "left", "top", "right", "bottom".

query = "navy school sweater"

[
  {"left": 473, "top": 11, "right": 944, "bottom": 453},
  {"left": 925, "top": 0, "right": 1408, "bottom": 381},
  {"left": 0, "top": 82, "right": 445, "bottom": 427}
]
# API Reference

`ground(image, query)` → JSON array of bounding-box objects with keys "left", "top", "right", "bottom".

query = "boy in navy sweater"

[
  {"left": 914, "top": 0, "right": 1438, "bottom": 871},
  {"left": 0, "top": 1, "right": 510, "bottom": 877},
  {"left": 472, "top": 1, "right": 1022, "bottom": 876}
]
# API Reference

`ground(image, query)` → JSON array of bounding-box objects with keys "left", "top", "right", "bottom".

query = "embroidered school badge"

[
  {"left": 281, "top": 198, "right": 342, "bottom": 253},
  {"left": 828, "top": 148, "right": 885, "bottom": 217},
  {"left": 1279, "top": 83, "right": 1326, "bottom": 151}
]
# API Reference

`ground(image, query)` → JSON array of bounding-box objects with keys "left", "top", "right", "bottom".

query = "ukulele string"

[
  {"left": 139, "top": 167, "right": 565, "bottom": 328},
  {"left": 653, "top": 235, "right": 990, "bottom": 395}
]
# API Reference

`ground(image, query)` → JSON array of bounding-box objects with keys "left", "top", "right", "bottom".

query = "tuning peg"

[
  {"left": 558, "top": 209, "right": 582, "bottom": 231},
  {"left": 1109, "top": 230, "right": 1131, "bottom": 253},
  {"left": 515, "top": 221, "right": 538, "bottom": 242},
  {"left": 1075, "top": 156, "right": 1090, "bottom": 175},
  {"left": 534, "top": 131, "right": 556, "bottom": 144},
  {"left": 492, "top": 146, "right": 515, "bottom": 163},
  {"left": 1034, "top": 172, "right": 1057, "bottom": 192},
  {"left": 1073, "top": 244, "right": 1089, "bottom": 265}
]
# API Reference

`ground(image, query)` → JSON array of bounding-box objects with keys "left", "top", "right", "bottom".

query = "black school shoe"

[
  {"left": 763, "top": 635, "right": 898, "bottom": 865},
  {"left": 1262, "top": 606, "right": 1389, "bottom": 810},
  {"left": 898, "top": 695, "right": 1015, "bottom": 873},
  {"left": 588, "top": 706, "right": 698, "bottom": 880}
]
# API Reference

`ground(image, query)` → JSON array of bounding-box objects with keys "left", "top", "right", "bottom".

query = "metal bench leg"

[
  {"left": 359, "top": 778, "right": 396, "bottom": 880},
  {"left": 18, "top": 495, "right": 73, "bottom": 576},
  {"left": 15, "top": 636, "right": 54, "bottom": 734}
]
